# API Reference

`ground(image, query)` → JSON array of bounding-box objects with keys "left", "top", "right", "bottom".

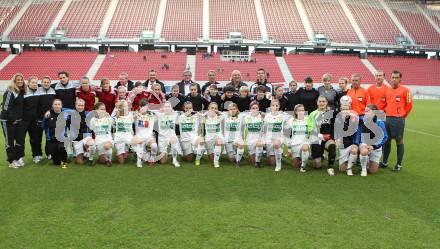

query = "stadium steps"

[
  {"left": 186, "top": 54, "right": 196, "bottom": 79},
  {"left": 276, "top": 56, "right": 293, "bottom": 84},
  {"left": 415, "top": 4, "right": 440, "bottom": 36},
  {"left": 254, "top": 0, "right": 269, "bottom": 42},
  {"left": 0, "top": 54, "right": 16, "bottom": 72},
  {"left": 337, "top": 0, "right": 367, "bottom": 45},
  {"left": 379, "top": 0, "right": 415, "bottom": 44},
  {"left": 45, "top": 0, "right": 72, "bottom": 38},
  {"left": 100, "top": 0, "right": 120, "bottom": 39},
  {"left": 154, "top": 0, "right": 167, "bottom": 40},
  {"left": 202, "top": 0, "right": 209, "bottom": 41},
  {"left": 294, "top": 0, "right": 314, "bottom": 41},
  {"left": 86, "top": 54, "right": 107, "bottom": 80},
  {"left": 1, "top": 0, "right": 32, "bottom": 40}
]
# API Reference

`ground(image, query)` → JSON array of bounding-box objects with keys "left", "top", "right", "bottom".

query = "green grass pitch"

[{"left": 0, "top": 100, "right": 439, "bottom": 248}]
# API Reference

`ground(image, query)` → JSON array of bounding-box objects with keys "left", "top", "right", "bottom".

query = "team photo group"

[{"left": 1, "top": 68, "right": 412, "bottom": 176}]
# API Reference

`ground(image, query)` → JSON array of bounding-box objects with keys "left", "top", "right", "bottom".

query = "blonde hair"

[
  {"left": 322, "top": 73, "right": 332, "bottom": 82},
  {"left": 8, "top": 73, "right": 25, "bottom": 93},
  {"left": 116, "top": 100, "right": 128, "bottom": 118}
]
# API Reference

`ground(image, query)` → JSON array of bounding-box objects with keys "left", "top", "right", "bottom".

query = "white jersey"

[
  {"left": 287, "top": 117, "right": 309, "bottom": 145},
  {"left": 222, "top": 113, "right": 243, "bottom": 142},
  {"left": 178, "top": 113, "right": 200, "bottom": 142},
  {"left": 90, "top": 117, "right": 112, "bottom": 141},
  {"left": 135, "top": 112, "right": 155, "bottom": 139},
  {"left": 264, "top": 112, "right": 288, "bottom": 142},
  {"left": 114, "top": 113, "right": 134, "bottom": 135},
  {"left": 243, "top": 113, "right": 264, "bottom": 143},
  {"left": 203, "top": 113, "right": 222, "bottom": 141},
  {"left": 157, "top": 112, "right": 178, "bottom": 138}
]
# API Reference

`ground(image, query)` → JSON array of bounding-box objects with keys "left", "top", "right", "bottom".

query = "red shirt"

[
  {"left": 96, "top": 88, "right": 116, "bottom": 114},
  {"left": 384, "top": 85, "right": 413, "bottom": 118},
  {"left": 347, "top": 87, "right": 370, "bottom": 115},
  {"left": 131, "top": 91, "right": 151, "bottom": 111},
  {"left": 76, "top": 88, "right": 96, "bottom": 111},
  {"left": 368, "top": 84, "right": 389, "bottom": 110}
]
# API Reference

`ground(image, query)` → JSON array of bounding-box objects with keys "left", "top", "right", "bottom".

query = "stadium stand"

[
  {"left": 162, "top": 0, "right": 203, "bottom": 41},
  {"left": 387, "top": 1, "right": 440, "bottom": 48},
  {"left": 347, "top": 0, "right": 403, "bottom": 45},
  {"left": 0, "top": 2, "right": 21, "bottom": 36},
  {"left": 57, "top": 0, "right": 111, "bottom": 38},
  {"left": 94, "top": 51, "right": 187, "bottom": 81},
  {"left": 0, "top": 50, "right": 97, "bottom": 80},
  {"left": 284, "top": 54, "right": 374, "bottom": 84},
  {"left": 209, "top": 0, "right": 261, "bottom": 41},
  {"left": 106, "top": 0, "right": 160, "bottom": 39},
  {"left": 368, "top": 55, "right": 440, "bottom": 86},
  {"left": 0, "top": 50, "right": 9, "bottom": 63},
  {"left": 302, "top": 0, "right": 360, "bottom": 44},
  {"left": 260, "top": 0, "right": 309, "bottom": 44},
  {"left": 195, "top": 52, "right": 284, "bottom": 83},
  {"left": 8, "top": 0, "right": 63, "bottom": 40}
]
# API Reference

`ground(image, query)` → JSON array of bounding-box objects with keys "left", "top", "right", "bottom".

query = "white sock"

[
  {"left": 171, "top": 143, "right": 179, "bottom": 161},
  {"left": 106, "top": 148, "right": 112, "bottom": 161},
  {"left": 255, "top": 146, "right": 263, "bottom": 163},
  {"left": 88, "top": 145, "right": 95, "bottom": 160},
  {"left": 301, "top": 150, "right": 309, "bottom": 168},
  {"left": 275, "top": 148, "right": 283, "bottom": 168},
  {"left": 360, "top": 155, "right": 369, "bottom": 171},
  {"left": 348, "top": 154, "right": 358, "bottom": 170},
  {"left": 150, "top": 143, "right": 158, "bottom": 157},
  {"left": 214, "top": 145, "right": 222, "bottom": 163},
  {"left": 236, "top": 148, "right": 244, "bottom": 162},
  {"left": 135, "top": 144, "right": 144, "bottom": 158},
  {"left": 196, "top": 144, "right": 205, "bottom": 160}
]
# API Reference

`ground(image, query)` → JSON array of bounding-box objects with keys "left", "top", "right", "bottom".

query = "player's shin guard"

[
  {"left": 382, "top": 141, "right": 391, "bottom": 164},
  {"left": 196, "top": 144, "right": 205, "bottom": 161},
  {"left": 236, "top": 148, "right": 244, "bottom": 163},
  {"left": 348, "top": 154, "right": 357, "bottom": 171},
  {"left": 88, "top": 145, "right": 96, "bottom": 161},
  {"left": 397, "top": 143, "right": 404, "bottom": 166},
  {"left": 255, "top": 146, "right": 263, "bottom": 163},
  {"left": 150, "top": 143, "right": 158, "bottom": 157},
  {"left": 301, "top": 150, "right": 309, "bottom": 169},
  {"left": 327, "top": 144, "right": 336, "bottom": 169},
  {"left": 275, "top": 148, "right": 283, "bottom": 171},
  {"left": 171, "top": 143, "right": 179, "bottom": 161},
  {"left": 214, "top": 145, "right": 222, "bottom": 163},
  {"left": 360, "top": 155, "right": 369, "bottom": 171}
]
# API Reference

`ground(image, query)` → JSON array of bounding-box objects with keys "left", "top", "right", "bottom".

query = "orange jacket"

[
  {"left": 384, "top": 85, "right": 413, "bottom": 118},
  {"left": 368, "top": 84, "right": 389, "bottom": 110},
  {"left": 347, "top": 87, "right": 370, "bottom": 115}
]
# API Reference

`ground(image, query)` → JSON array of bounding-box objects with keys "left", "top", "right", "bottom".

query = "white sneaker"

[
  {"left": 327, "top": 168, "right": 335, "bottom": 176},
  {"left": 361, "top": 169, "right": 367, "bottom": 177},
  {"left": 33, "top": 156, "right": 42, "bottom": 163},
  {"left": 346, "top": 168, "right": 353, "bottom": 176},
  {"left": 275, "top": 165, "right": 281, "bottom": 172},
  {"left": 173, "top": 159, "right": 181, "bottom": 168},
  {"left": 214, "top": 161, "right": 220, "bottom": 168},
  {"left": 300, "top": 167, "right": 306, "bottom": 173},
  {"left": 17, "top": 157, "right": 25, "bottom": 167},
  {"left": 9, "top": 161, "right": 20, "bottom": 169},
  {"left": 137, "top": 158, "right": 143, "bottom": 168},
  {"left": 47, "top": 155, "right": 52, "bottom": 160}
]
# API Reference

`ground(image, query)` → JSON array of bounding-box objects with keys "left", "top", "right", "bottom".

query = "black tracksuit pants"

[
  {"left": 47, "top": 140, "right": 67, "bottom": 165},
  {"left": 1, "top": 120, "right": 25, "bottom": 163},
  {"left": 21, "top": 119, "right": 43, "bottom": 157}
]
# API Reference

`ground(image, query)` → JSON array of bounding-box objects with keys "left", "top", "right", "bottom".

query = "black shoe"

[
  {"left": 392, "top": 164, "right": 402, "bottom": 172},
  {"left": 379, "top": 162, "right": 388, "bottom": 168},
  {"left": 88, "top": 160, "right": 95, "bottom": 166},
  {"left": 235, "top": 161, "right": 240, "bottom": 167},
  {"left": 255, "top": 162, "right": 261, "bottom": 168}
]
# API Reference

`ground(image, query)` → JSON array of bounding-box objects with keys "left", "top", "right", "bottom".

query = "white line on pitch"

[{"left": 406, "top": 128, "right": 440, "bottom": 138}]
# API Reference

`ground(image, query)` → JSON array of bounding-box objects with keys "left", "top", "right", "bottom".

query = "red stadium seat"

[
  {"left": 284, "top": 54, "right": 374, "bottom": 84},
  {"left": 195, "top": 52, "right": 285, "bottom": 83},
  {"left": 57, "top": 0, "right": 111, "bottom": 38},
  {"left": 0, "top": 4, "right": 21, "bottom": 36},
  {"left": 162, "top": 0, "right": 203, "bottom": 41},
  {"left": 0, "top": 50, "right": 97, "bottom": 80},
  {"left": 94, "top": 51, "right": 187, "bottom": 81},
  {"left": 106, "top": 0, "right": 160, "bottom": 38}
]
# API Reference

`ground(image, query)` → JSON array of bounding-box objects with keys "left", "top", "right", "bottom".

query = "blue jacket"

[{"left": 355, "top": 116, "right": 388, "bottom": 150}]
